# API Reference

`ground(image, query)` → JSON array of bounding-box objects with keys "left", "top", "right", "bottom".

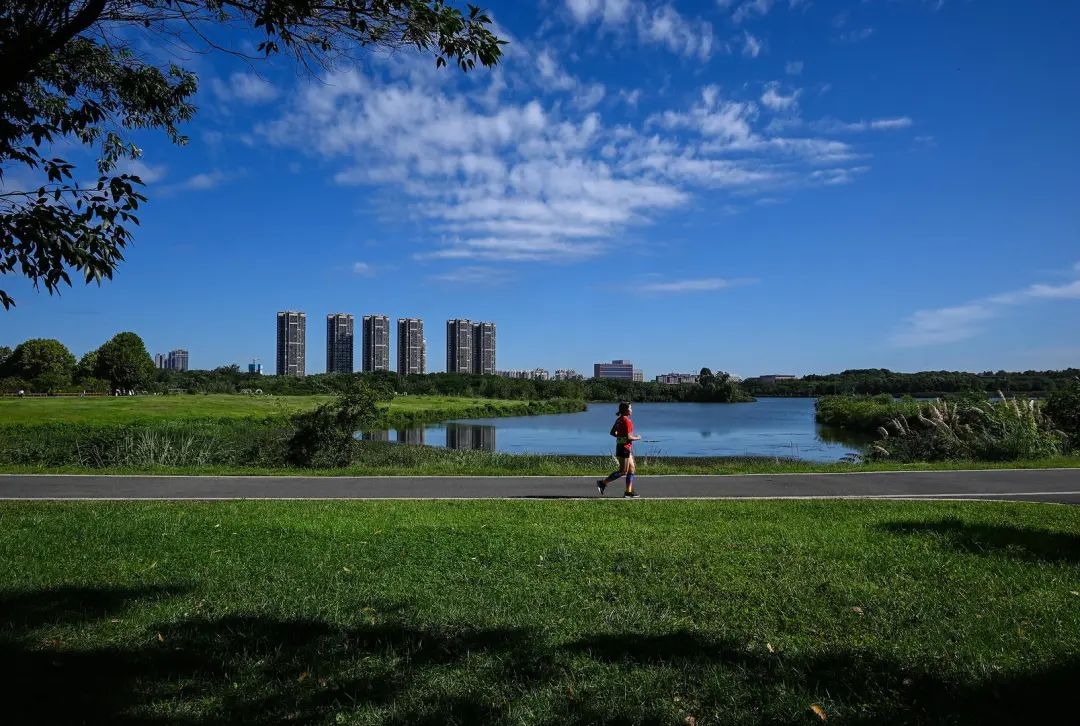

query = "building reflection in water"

[
  {"left": 361, "top": 430, "right": 390, "bottom": 442},
  {"left": 445, "top": 423, "right": 496, "bottom": 451},
  {"left": 396, "top": 428, "right": 425, "bottom": 446}
]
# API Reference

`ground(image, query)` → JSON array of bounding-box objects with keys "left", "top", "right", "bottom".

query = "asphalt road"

[{"left": 1, "top": 469, "right": 1079, "bottom": 503}]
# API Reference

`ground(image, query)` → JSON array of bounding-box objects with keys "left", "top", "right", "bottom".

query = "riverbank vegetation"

[
  {"left": 818, "top": 382, "right": 1080, "bottom": 464},
  {"left": 2, "top": 499, "right": 1078, "bottom": 724},
  {"left": 745, "top": 367, "right": 1079, "bottom": 397}
]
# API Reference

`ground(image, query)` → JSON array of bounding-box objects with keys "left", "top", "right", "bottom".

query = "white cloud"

[
  {"left": 210, "top": 72, "right": 279, "bottom": 104},
  {"left": 815, "top": 116, "right": 913, "bottom": 133},
  {"left": 176, "top": 170, "right": 230, "bottom": 191},
  {"left": 839, "top": 27, "right": 875, "bottom": 43},
  {"left": 619, "top": 89, "right": 643, "bottom": 107},
  {"left": 352, "top": 262, "right": 374, "bottom": 276},
  {"left": 785, "top": 60, "right": 804, "bottom": 75},
  {"left": 640, "top": 277, "right": 756, "bottom": 293},
  {"left": 115, "top": 158, "right": 167, "bottom": 184},
  {"left": 760, "top": 82, "right": 801, "bottom": 111},
  {"left": 564, "top": 1, "right": 715, "bottom": 60},
  {"left": 892, "top": 263, "right": 1080, "bottom": 346},
  {"left": 731, "top": 0, "right": 775, "bottom": 24},
  {"left": 741, "top": 31, "right": 764, "bottom": 58},
  {"left": 259, "top": 67, "right": 894, "bottom": 263}
]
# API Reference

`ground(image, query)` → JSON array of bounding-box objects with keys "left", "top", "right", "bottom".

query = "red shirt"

[{"left": 613, "top": 415, "right": 633, "bottom": 446}]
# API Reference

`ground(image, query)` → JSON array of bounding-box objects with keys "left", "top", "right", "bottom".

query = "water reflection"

[
  {"left": 396, "top": 428, "right": 425, "bottom": 446},
  {"left": 816, "top": 425, "right": 874, "bottom": 448},
  {"left": 361, "top": 430, "right": 390, "bottom": 442},
  {"left": 445, "top": 423, "right": 496, "bottom": 451}
]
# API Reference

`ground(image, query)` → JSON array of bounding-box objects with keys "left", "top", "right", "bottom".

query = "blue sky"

[{"left": 3, "top": 0, "right": 1079, "bottom": 378}]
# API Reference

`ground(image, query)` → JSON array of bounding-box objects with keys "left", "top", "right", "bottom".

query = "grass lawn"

[
  {"left": 0, "top": 394, "right": 555, "bottom": 424},
  {"left": 1, "top": 500, "right": 1078, "bottom": 724}
]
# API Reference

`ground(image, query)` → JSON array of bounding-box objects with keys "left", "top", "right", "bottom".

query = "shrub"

[
  {"left": 1044, "top": 379, "right": 1080, "bottom": 452},
  {"left": 285, "top": 384, "right": 389, "bottom": 467},
  {"left": 815, "top": 395, "right": 924, "bottom": 432},
  {"left": 868, "top": 396, "right": 1064, "bottom": 462}
]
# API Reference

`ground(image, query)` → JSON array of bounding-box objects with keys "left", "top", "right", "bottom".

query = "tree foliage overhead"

[{"left": 0, "top": 0, "right": 504, "bottom": 309}]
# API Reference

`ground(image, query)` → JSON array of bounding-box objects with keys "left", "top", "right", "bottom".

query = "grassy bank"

[
  {"left": 2, "top": 445, "right": 1079, "bottom": 476},
  {"left": 815, "top": 394, "right": 925, "bottom": 432},
  {"left": 1, "top": 500, "right": 1078, "bottom": 724},
  {"left": 0, "top": 394, "right": 584, "bottom": 425}
]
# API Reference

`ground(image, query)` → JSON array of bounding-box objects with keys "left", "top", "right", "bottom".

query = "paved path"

[{"left": 1, "top": 469, "right": 1079, "bottom": 503}]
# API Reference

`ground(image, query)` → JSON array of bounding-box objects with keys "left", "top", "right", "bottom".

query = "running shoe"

[
  {"left": 596, "top": 480, "right": 607, "bottom": 495},
  {"left": 623, "top": 490, "right": 640, "bottom": 498}
]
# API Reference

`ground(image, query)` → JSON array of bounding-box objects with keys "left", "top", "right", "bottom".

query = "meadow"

[
  {"left": 0, "top": 394, "right": 580, "bottom": 425},
  {"left": 1, "top": 499, "right": 1077, "bottom": 724}
]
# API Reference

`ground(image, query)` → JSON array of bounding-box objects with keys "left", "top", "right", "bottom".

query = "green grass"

[
  {"left": 1, "top": 500, "right": 1078, "bottom": 724},
  {"left": 2, "top": 446, "right": 1079, "bottom": 476},
  {"left": 0, "top": 394, "right": 573, "bottom": 424}
]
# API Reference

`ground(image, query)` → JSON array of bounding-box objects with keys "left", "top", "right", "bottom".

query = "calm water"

[{"left": 365, "top": 398, "right": 868, "bottom": 462}]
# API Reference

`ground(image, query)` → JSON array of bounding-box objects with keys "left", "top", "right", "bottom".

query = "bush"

[
  {"left": 815, "top": 395, "right": 924, "bottom": 432},
  {"left": 1045, "top": 379, "right": 1080, "bottom": 452},
  {"left": 868, "top": 397, "right": 1064, "bottom": 462},
  {"left": 285, "top": 384, "right": 389, "bottom": 467}
]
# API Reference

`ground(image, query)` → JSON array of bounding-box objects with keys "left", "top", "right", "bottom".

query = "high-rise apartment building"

[
  {"left": 155, "top": 350, "right": 189, "bottom": 371},
  {"left": 325, "top": 314, "right": 354, "bottom": 374},
  {"left": 593, "top": 359, "right": 642, "bottom": 381},
  {"left": 276, "top": 311, "right": 306, "bottom": 376},
  {"left": 397, "top": 318, "right": 425, "bottom": 375},
  {"left": 446, "top": 319, "right": 474, "bottom": 373},
  {"left": 472, "top": 321, "right": 496, "bottom": 375},
  {"left": 421, "top": 339, "right": 427, "bottom": 374},
  {"left": 168, "top": 349, "right": 189, "bottom": 372},
  {"left": 362, "top": 315, "right": 391, "bottom": 372}
]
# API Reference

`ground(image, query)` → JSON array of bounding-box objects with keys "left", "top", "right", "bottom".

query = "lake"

[{"left": 365, "top": 398, "right": 869, "bottom": 462}]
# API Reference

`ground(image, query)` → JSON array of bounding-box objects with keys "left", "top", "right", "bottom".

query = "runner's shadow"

[{"left": 877, "top": 518, "right": 1080, "bottom": 564}]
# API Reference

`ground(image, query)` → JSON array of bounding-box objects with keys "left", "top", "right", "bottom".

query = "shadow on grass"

[
  {"left": 878, "top": 517, "right": 1080, "bottom": 564},
  {"left": 1, "top": 587, "right": 1077, "bottom": 724}
]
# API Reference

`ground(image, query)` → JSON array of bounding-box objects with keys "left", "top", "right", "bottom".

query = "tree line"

[
  {"left": 742, "top": 368, "right": 1080, "bottom": 397},
  {"left": 0, "top": 336, "right": 750, "bottom": 402}
]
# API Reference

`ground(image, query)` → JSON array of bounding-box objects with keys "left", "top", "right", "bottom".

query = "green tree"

[
  {"left": 0, "top": 345, "right": 11, "bottom": 367},
  {"left": 0, "top": 338, "right": 76, "bottom": 386},
  {"left": 94, "top": 332, "right": 154, "bottom": 389},
  {"left": 1, "top": 1, "right": 504, "bottom": 309},
  {"left": 75, "top": 348, "right": 99, "bottom": 381}
]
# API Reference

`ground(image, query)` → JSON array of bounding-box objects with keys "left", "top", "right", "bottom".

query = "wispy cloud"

[
  {"left": 731, "top": 0, "right": 775, "bottom": 24},
  {"left": 741, "top": 31, "right": 764, "bottom": 57},
  {"left": 760, "top": 82, "right": 800, "bottom": 111},
  {"left": 814, "top": 116, "right": 913, "bottom": 133},
  {"left": 210, "top": 72, "right": 279, "bottom": 104},
  {"left": 352, "top": 262, "right": 375, "bottom": 276},
  {"left": 891, "top": 263, "right": 1080, "bottom": 346},
  {"left": 640, "top": 277, "right": 757, "bottom": 293},
  {"left": 564, "top": 0, "right": 716, "bottom": 60},
  {"left": 429, "top": 266, "right": 511, "bottom": 284},
  {"left": 785, "top": 60, "right": 804, "bottom": 75}
]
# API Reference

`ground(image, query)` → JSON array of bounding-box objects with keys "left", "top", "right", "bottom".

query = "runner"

[{"left": 596, "top": 401, "right": 642, "bottom": 498}]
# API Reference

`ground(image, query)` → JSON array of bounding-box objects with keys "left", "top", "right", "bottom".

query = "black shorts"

[{"left": 616, "top": 446, "right": 633, "bottom": 458}]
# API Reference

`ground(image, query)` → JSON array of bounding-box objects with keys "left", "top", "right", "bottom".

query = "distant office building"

[
  {"left": 754, "top": 374, "right": 799, "bottom": 384},
  {"left": 362, "top": 315, "right": 391, "bottom": 372},
  {"left": 472, "top": 321, "right": 496, "bottom": 375},
  {"left": 326, "top": 314, "right": 354, "bottom": 374},
  {"left": 446, "top": 319, "right": 473, "bottom": 374},
  {"left": 276, "top": 311, "right": 306, "bottom": 376},
  {"left": 154, "top": 353, "right": 167, "bottom": 369},
  {"left": 248, "top": 360, "right": 263, "bottom": 375},
  {"left": 594, "top": 359, "right": 643, "bottom": 382},
  {"left": 554, "top": 369, "right": 584, "bottom": 381},
  {"left": 168, "top": 349, "right": 189, "bottom": 372},
  {"left": 397, "top": 318, "right": 425, "bottom": 375},
  {"left": 656, "top": 372, "right": 699, "bottom": 385}
]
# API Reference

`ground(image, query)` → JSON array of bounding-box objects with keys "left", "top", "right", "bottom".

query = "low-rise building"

[
  {"left": 594, "top": 359, "right": 643, "bottom": 381},
  {"left": 655, "top": 372, "right": 700, "bottom": 385}
]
